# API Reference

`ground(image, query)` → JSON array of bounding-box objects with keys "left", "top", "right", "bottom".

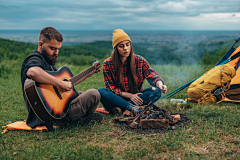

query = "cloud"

[
  {"left": 157, "top": 1, "right": 201, "bottom": 13},
  {"left": 32, "top": 18, "right": 77, "bottom": 22},
  {"left": 195, "top": 13, "right": 240, "bottom": 23},
  {"left": 182, "top": 12, "right": 240, "bottom": 30},
  {"left": 0, "top": 0, "right": 239, "bottom": 30}
]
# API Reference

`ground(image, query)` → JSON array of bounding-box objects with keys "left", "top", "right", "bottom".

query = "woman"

[{"left": 98, "top": 29, "right": 167, "bottom": 114}]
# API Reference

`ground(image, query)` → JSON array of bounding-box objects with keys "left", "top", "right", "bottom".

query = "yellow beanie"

[{"left": 112, "top": 29, "right": 131, "bottom": 49}]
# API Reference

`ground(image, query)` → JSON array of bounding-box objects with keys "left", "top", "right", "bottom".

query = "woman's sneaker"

[{"left": 131, "top": 106, "right": 143, "bottom": 115}]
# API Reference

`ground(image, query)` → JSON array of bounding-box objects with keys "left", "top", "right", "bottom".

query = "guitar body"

[{"left": 24, "top": 66, "right": 79, "bottom": 122}]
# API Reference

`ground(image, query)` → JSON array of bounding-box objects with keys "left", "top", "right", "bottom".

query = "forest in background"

[{"left": 0, "top": 37, "right": 238, "bottom": 68}]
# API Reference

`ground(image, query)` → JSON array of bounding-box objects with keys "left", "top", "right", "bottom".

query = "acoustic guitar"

[{"left": 24, "top": 60, "right": 100, "bottom": 122}]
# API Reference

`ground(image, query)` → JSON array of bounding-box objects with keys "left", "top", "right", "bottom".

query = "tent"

[
  {"left": 218, "top": 45, "right": 240, "bottom": 103},
  {"left": 161, "top": 38, "right": 240, "bottom": 103}
]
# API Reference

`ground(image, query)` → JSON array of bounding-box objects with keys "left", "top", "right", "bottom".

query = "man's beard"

[{"left": 41, "top": 47, "right": 58, "bottom": 65}]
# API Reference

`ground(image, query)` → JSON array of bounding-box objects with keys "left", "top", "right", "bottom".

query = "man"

[{"left": 21, "top": 27, "right": 103, "bottom": 130}]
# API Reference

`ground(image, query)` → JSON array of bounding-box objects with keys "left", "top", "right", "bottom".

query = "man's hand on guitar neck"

[
  {"left": 27, "top": 66, "right": 72, "bottom": 92},
  {"left": 96, "top": 67, "right": 101, "bottom": 73}
]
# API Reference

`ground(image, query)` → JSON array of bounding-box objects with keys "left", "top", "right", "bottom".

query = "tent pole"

[{"left": 232, "top": 38, "right": 240, "bottom": 48}]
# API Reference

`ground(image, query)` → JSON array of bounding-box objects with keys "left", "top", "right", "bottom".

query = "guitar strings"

[{"left": 70, "top": 66, "right": 96, "bottom": 85}]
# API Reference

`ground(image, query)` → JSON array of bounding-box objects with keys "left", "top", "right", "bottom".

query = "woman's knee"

[
  {"left": 154, "top": 87, "right": 162, "bottom": 99},
  {"left": 149, "top": 87, "right": 162, "bottom": 102},
  {"left": 145, "top": 87, "right": 162, "bottom": 97},
  {"left": 98, "top": 88, "right": 107, "bottom": 94},
  {"left": 98, "top": 88, "right": 112, "bottom": 97},
  {"left": 155, "top": 87, "right": 161, "bottom": 93}
]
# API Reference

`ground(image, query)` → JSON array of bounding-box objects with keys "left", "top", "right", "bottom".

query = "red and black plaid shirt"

[{"left": 102, "top": 54, "right": 163, "bottom": 96}]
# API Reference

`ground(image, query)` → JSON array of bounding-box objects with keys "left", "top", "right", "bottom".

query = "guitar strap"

[{"left": 50, "top": 65, "right": 56, "bottom": 71}]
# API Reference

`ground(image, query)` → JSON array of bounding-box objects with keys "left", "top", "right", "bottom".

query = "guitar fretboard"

[{"left": 70, "top": 65, "right": 96, "bottom": 85}]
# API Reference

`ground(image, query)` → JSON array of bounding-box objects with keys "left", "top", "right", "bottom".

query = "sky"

[{"left": 0, "top": 0, "right": 240, "bottom": 30}]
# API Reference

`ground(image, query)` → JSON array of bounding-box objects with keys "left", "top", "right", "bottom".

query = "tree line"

[{"left": 0, "top": 38, "right": 236, "bottom": 67}]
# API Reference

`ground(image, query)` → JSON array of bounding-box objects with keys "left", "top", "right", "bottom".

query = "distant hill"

[
  {"left": 0, "top": 38, "right": 37, "bottom": 61},
  {"left": 85, "top": 40, "right": 238, "bottom": 65},
  {"left": 85, "top": 41, "right": 112, "bottom": 50},
  {"left": 0, "top": 37, "right": 238, "bottom": 65},
  {"left": 60, "top": 43, "right": 111, "bottom": 58},
  {"left": 85, "top": 41, "right": 151, "bottom": 59},
  {"left": 146, "top": 40, "right": 237, "bottom": 65},
  {"left": 0, "top": 38, "right": 37, "bottom": 53}
]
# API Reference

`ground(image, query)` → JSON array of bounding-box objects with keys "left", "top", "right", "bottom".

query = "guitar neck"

[{"left": 70, "top": 65, "right": 96, "bottom": 86}]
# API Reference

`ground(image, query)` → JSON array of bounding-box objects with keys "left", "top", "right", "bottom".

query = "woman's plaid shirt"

[{"left": 102, "top": 54, "right": 164, "bottom": 96}]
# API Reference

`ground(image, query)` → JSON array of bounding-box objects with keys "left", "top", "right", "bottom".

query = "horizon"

[{"left": 1, "top": 30, "right": 239, "bottom": 47}]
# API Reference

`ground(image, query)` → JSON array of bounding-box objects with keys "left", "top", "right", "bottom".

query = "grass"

[{"left": 0, "top": 62, "right": 240, "bottom": 159}]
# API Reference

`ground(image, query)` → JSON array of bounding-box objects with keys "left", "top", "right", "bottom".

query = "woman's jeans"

[{"left": 98, "top": 87, "right": 161, "bottom": 111}]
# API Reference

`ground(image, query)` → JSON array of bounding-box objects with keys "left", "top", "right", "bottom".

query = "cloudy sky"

[{"left": 0, "top": 0, "right": 239, "bottom": 30}]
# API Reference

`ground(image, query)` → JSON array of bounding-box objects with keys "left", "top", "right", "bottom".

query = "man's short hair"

[{"left": 39, "top": 27, "right": 63, "bottom": 43}]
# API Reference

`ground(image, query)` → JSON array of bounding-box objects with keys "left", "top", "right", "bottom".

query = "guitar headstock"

[{"left": 92, "top": 59, "right": 101, "bottom": 73}]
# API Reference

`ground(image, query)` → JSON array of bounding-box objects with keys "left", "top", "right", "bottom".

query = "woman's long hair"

[{"left": 111, "top": 44, "right": 139, "bottom": 94}]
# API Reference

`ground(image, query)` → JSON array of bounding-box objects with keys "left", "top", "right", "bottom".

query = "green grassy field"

[{"left": 0, "top": 62, "right": 239, "bottom": 159}]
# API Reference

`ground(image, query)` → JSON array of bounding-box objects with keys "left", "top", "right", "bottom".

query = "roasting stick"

[{"left": 132, "top": 101, "right": 153, "bottom": 122}]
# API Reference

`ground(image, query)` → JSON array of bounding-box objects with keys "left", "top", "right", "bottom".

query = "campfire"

[{"left": 113, "top": 102, "right": 189, "bottom": 134}]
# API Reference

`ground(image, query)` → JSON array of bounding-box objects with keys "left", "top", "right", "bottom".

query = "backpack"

[{"left": 187, "top": 64, "right": 236, "bottom": 104}]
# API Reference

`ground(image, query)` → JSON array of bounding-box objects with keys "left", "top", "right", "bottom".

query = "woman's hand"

[
  {"left": 129, "top": 93, "right": 143, "bottom": 105},
  {"left": 156, "top": 80, "right": 167, "bottom": 93}
]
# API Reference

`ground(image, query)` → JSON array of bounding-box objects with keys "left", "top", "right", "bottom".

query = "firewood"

[
  {"left": 113, "top": 103, "right": 189, "bottom": 130},
  {"left": 132, "top": 101, "right": 152, "bottom": 122},
  {"left": 140, "top": 118, "right": 169, "bottom": 129},
  {"left": 129, "top": 122, "right": 139, "bottom": 129},
  {"left": 173, "top": 114, "right": 181, "bottom": 121},
  {"left": 123, "top": 110, "right": 133, "bottom": 117}
]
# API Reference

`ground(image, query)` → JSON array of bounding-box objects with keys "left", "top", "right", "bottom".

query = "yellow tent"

[{"left": 219, "top": 46, "right": 240, "bottom": 103}]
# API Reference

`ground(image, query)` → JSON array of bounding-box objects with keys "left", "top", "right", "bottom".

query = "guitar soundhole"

[{"left": 62, "top": 77, "right": 69, "bottom": 82}]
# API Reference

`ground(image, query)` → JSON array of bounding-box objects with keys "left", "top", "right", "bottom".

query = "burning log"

[
  {"left": 132, "top": 101, "right": 153, "bottom": 122},
  {"left": 140, "top": 118, "right": 169, "bottom": 129},
  {"left": 113, "top": 103, "right": 189, "bottom": 131}
]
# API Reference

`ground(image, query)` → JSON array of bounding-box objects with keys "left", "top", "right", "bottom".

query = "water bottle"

[{"left": 170, "top": 98, "right": 187, "bottom": 105}]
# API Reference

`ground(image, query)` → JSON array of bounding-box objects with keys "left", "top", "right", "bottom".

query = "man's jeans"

[{"left": 98, "top": 87, "right": 161, "bottom": 111}]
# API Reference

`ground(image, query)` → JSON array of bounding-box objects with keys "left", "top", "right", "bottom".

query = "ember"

[{"left": 113, "top": 102, "right": 189, "bottom": 134}]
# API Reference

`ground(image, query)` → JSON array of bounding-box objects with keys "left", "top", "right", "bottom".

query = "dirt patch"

[{"left": 113, "top": 103, "right": 190, "bottom": 135}]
